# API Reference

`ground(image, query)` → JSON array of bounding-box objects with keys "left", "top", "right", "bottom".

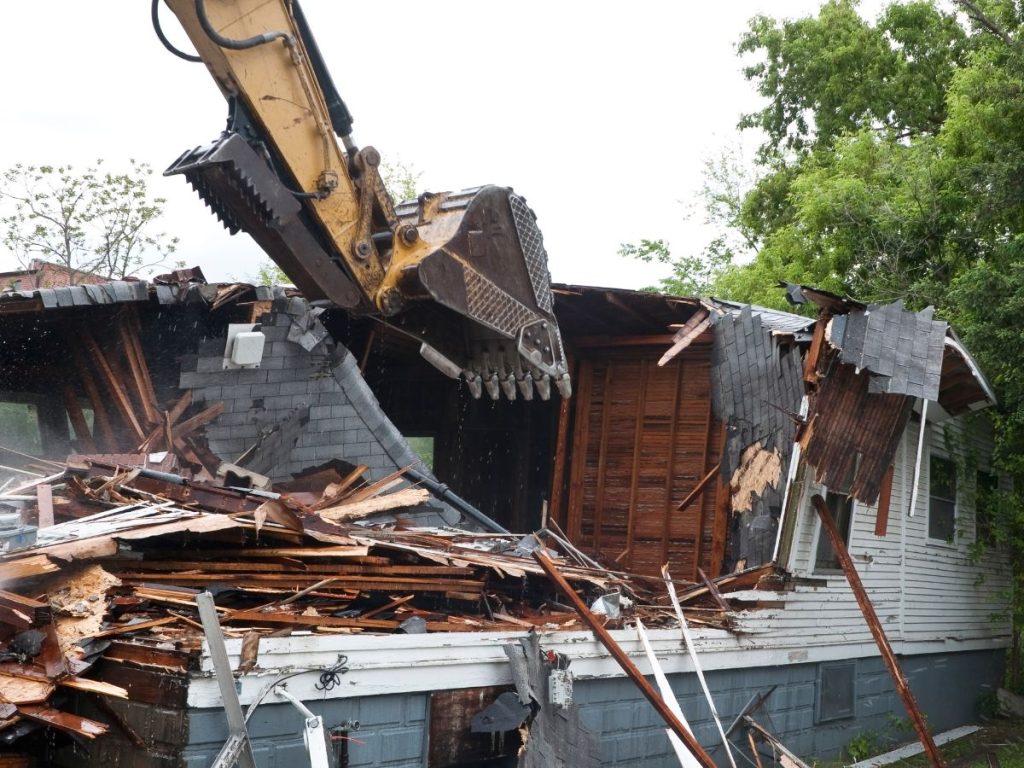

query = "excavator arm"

[{"left": 158, "top": 0, "right": 570, "bottom": 400}]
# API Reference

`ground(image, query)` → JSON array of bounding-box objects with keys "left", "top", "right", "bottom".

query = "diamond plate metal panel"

[
  {"left": 508, "top": 194, "right": 554, "bottom": 314},
  {"left": 464, "top": 269, "right": 540, "bottom": 338}
]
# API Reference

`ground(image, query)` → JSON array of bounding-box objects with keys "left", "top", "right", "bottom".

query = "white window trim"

[
  {"left": 808, "top": 482, "right": 859, "bottom": 575},
  {"left": 926, "top": 449, "right": 958, "bottom": 547}
]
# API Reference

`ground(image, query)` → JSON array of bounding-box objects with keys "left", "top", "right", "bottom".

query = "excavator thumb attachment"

[
  {"left": 164, "top": 132, "right": 362, "bottom": 309},
  {"left": 391, "top": 186, "right": 571, "bottom": 401}
]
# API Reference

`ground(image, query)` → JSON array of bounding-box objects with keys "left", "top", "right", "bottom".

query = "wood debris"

[{"left": 0, "top": 310, "right": 761, "bottom": 753}]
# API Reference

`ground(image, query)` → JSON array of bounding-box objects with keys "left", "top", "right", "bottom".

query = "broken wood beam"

[
  {"left": 79, "top": 327, "right": 146, "bottom": 444},
  {"left": 659, "top": 311, "right": 712, "bottom": 366},
  {"left": 171, "top": 402, "right": 225, "bottom": 441},
  {"left": 676, "top": 463, "right": 721, "bottom": 513},
  {"left": 697, "top": 567, "right": 729, "bottom": 612},
  {"left": 533, "top": 550, "right": 717, "bottom": 768},
  {"left": 812, "top": 494, "right": 945, "bottom": 768},
  {"left": 117, "top": 312, "right": 160, "bottom": 426},
  {"left": 71, "top": 344, "right": 117, "bottom": 451},
  {"left": 35, "top": 484, "right": 53, "bottom": 529},
  {"left": 0, "top": 590, "right": 51, "bottom": 629},
  {"left": 62, "top": 385, "right": 96, "bottom": 453}
]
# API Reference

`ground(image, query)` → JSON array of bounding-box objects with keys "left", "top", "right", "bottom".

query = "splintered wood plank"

[
  {"left": 171, "top": 402, "right": 225, "bottom": 440},
  {"left": 62, "top": 385, "right": 96, "bottom": 453},
  {"left": 0, "top": 590, "right": 50, "bottom": 629},
  {"left": 138, "top": 390, "right": 193, "bottom": 452},
  {"left": 71, "top": 343, "right": 117, "bottom": 450},
  {"left": 58, "top": 676, "right": 128, "bottom": 699},
  {"left": 35, "top": 484, "right": 54, "bottom": 529},
  {"left": 0, "top": 555, "right": 59, "bottom": 582},
  {"left": 117, "top": 311, "right": 160, "bottom": 426},
  {"left": 88, "top": 616, "right": 179, "bottom": 639},
  {"left": 17, "top": 705, "right": 108, "bottom": 738},
  {"left": 80, "top": 327, "right": 146, "bottom": 443},
  {"left": 317, "top": 487, "right": 430, "bottom": 522}
]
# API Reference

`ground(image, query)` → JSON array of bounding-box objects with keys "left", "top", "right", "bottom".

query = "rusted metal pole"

[
  {"left": 811, "top": 494, "right": 945, "bottom": 768},
  {"left": 533, "top": 550, "right": 717, "bottom": 768}
]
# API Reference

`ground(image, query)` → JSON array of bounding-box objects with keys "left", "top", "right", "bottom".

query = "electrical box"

[
  {"left": 548, "top": 668, "right": 573, "bottom": 709},
  {"left": 223, "top": 324, "right": 265, "bottom": 369}
]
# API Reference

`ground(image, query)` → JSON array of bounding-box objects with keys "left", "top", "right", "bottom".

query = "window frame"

[{"left": 927, "top": 453, "right": 958, "bottom": 545}]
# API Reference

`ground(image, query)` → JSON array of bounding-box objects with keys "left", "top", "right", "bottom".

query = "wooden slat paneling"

[{"left": 563, "top": 344, "right": 725, "bottom": 577}]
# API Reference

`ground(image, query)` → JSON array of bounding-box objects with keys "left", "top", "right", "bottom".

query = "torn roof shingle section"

[
  {"left": 837, "top": 300, "right": 947, "bottom": 401},
  {"left": 2, "top": 280, "right": 152, "bottom": 311},
  {"left": 711, "top": 306, "right": 804, "bottom": 478},
  {"left": 0, "top": 279, "right": 274, "bottom": 313},
  {"left": 710, "top": 298, "right": 817, "bottom": 336}
]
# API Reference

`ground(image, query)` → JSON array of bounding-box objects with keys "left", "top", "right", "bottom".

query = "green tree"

[
  {"left": 1, "top": 160, "right": 177, "bottom": 280},
  {"left": 634, "top": 0, "right": 1024, "bottom": 682}
]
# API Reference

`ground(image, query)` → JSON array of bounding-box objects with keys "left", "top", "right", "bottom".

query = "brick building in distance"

[{"left": 0, "top": 258, "right": 110, "bottom": 291}]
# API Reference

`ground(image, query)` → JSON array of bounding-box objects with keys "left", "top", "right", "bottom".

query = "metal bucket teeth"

[
  {"left": 164, "top": 131, "right": 362, "bottom": 310},
  {"left": 165, "top": 132, "right": 301, "bottom": 235}
]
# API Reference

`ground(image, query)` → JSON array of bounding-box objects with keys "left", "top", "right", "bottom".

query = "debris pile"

[{"left": 0, "top": 445, "right": 769, "bottom": 749}]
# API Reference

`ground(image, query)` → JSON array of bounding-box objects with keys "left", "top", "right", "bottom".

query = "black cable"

[
  {"left": 315, "top": 655, "right": 349, "bottom": 692},
  {"left": 152, "top": 0, "right": 202, "bottom": 62},
  {"left": 195, "top": 0, "right": 292, "bottom": 50}
]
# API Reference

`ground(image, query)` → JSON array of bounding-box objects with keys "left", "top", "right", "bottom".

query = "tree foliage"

[
  {"left": 1, "top": 160, "right": 177, "bottom": 280},
  {"left": 625, "top": 0, "right": 1024, "bottom": 680}
]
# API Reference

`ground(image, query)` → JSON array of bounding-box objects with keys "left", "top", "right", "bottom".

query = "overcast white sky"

[{"left": 1, "top": 1, "right": 853, "bottom": 289}]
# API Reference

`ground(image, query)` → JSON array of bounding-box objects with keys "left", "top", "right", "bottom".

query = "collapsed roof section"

[{"left": 702, "top": 284, "right": 996, "bottom": 536}]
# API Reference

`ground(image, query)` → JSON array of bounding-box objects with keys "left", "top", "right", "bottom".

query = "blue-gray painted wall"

[{"left": 181, "top": 649, "right": 1004, "bottom": 767}]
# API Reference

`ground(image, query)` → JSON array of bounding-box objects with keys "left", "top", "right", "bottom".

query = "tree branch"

[{"left": 955, "top": 0, "right": 1015, "bottom": 47}]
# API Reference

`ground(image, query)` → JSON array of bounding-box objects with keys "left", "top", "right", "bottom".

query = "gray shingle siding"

[{"left": 178, "top": 302, "right": 428, "bottom": 483}]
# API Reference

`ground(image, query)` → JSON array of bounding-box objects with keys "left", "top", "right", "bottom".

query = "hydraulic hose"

[
  {"left": 151, "top": 0, "right": 202, "bottom": 62},
  {"left": 194, "top": 0, "right": 293, "bottom": 50}
]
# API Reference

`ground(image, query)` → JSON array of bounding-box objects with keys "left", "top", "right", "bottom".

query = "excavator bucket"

[
  {"left": 390, "top": 186, "right": 571, "bottom": 401},
  {"left": 166, "top": 137, "right": 570, "bottom": 400}
]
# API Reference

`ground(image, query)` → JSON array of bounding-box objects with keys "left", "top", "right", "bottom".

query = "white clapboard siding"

[
  {"left": 728, "top": 413, "right": 1012, "bottom": 653},
  {"left": 900, "top": 420, "right": 1012, "bottom": 643}
]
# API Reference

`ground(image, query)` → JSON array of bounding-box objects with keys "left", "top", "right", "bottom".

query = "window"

[
  {"left": 406, "top": 436, "right": 435, "bottom": 471},
  {"left": 0, "top": 401, "right": 42, "bottom": 455},
  {"left": 976, "top": 470, "right": 997, "bottom": 547},
  {"left": 814, "top": 459, "right": 857, "bottom": 572},
  {"left": 928, "top": 456, "right": 957, "bottom": 542},
  {"left": 817, "top": 661, "right": 856, "bottom": 722},
  {"left": 814, "top": 490, "right": 855, "bottom": 571}
]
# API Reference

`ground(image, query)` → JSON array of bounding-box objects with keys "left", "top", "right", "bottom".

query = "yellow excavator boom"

[{"left": 158, "top": 0, "right": 570, "bottom": 400}]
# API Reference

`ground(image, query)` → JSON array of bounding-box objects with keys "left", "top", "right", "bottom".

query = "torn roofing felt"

[{"left": 801, "top": 352, "right": 914, "bottom": 505}]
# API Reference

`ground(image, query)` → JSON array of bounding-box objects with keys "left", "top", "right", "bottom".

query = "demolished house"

[{"left": 0, "top": 273, "right": 1011, "bottom": 767}]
